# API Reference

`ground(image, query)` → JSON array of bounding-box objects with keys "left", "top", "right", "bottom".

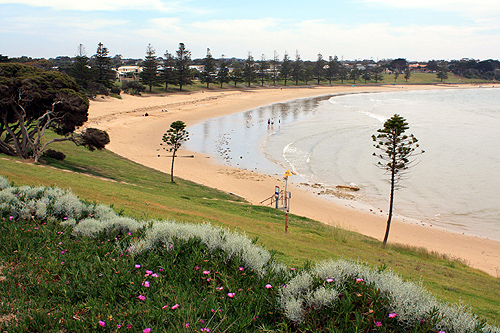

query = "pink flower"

[
  {"left": 138, "top": 295, "right": 146, "bottom": 301},
  {"left": 162, "top": 305, "right": 168, "bottom": 310},
  {"left": 375, "top": 321, "right": 382, "bottom": 327},
  {"left": 290, "top": 267, "right": 295, "bottom": 271},
  {"left": 98, "top": 320, "right": 106, "bottom": 327},
  {"left": 227, "top": 293, "right": 235, "bottom": 298},
  {"left": 326, "top": 278, "right": 333, "bottom": 283},
  {"left": 238, "top": 267, "right": 244, "bottom": 271},
  {"left": 438, "top": 331, "right": 446, "bottom": 333},
  {"left": 171, "top": 304, "right": 180, "bottom": 310},
  {"left": 203, "top": 270, "right": 210, "bottom": 275},
  {"left": 127, "top": 324, "right": 132, "bottom": 329},
  {"left": 216, "top": 286, "right": 223, "bottom": 290},
  {"left": 142, "top": 281, "right": 150, "bottom": 288},
  {"left": 135, "top": 264, "right": 141, "bottom": 268},
  {"left": 146, "top": 270, "right": 153, "bottom": 275},
  {"left": 388, "top": 313, "right": 397, "bottom": 318},
  {"left": 143, "top": 328, "right": 151, "bottom": 333},
  {"left": 151, "top": 273, "right": 159, "bottom": 278},
  {"left": 195, "top": 266, "right": 199, "bottom": 270},
  {"left": 185, "top": 323, "right": 190, "bottom": 328},
  {"left": 265, "top": 284, "right": 272, "bottom": 289},
  {"left": 356, "top": 278, "right": 364, "bottom": 282},
  {"left": 117, "top": 324, "right": 122, "bottom": 328}
]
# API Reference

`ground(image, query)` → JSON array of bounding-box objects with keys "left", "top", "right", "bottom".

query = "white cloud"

[
  {"left": 0, "top": 0, "right": 191, "bottom": 12},
  {"left": 360, "top": 0, "right": 500, "bottom": 24},
  {"left": 131, "top": 17, "right": 500, "bottom": 61}
]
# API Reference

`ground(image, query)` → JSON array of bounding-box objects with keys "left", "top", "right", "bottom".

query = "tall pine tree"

[
  {"left": 160, "top": 51, "right": 176, "bottom": 91},
  {"left": 92, "top": 42, "right": 114, "bottom": 88},
  {"left": 174, "top": 43, "right": 192, "bottom": 91},
  {"left": 201, "top": 48, "right": 216, "bottom": 89},
  {"left": 140, "top": 44, "right": 160, "bottom": 92}
]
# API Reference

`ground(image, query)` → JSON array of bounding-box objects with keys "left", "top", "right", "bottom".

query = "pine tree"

[
  {"left": 160, "top": 51, "right": 176, "bottom": 91},
  {"left": 292, "top": 50, "right": 302, "bottom": 85},
  {"left": 201, "top": 48, "right": 216, "bottom": 89},
  {"left": 140, "top": 44, "right": 160, "bottom": 92},
  {"left": 372, "top": 114, "right": 423, "bottom": 246},
  {"left": 281, "top": 52, "right": 292, "bottom": 86},
  {"left": 92, "top": 42, "right": 114, "bottom": 88},
  {"left": 174, "top": 43, "right": 192, "bottom": 91},
  {"left": 243, "top": 52, "right": 255, "bottom": 87},
  {"left": 69, "top": 44, "right": 92, "bottom": 89},
  {"left": 162, "top": 121, "right": 189, "bottom": 183},
  {"left": 216, "top": 56, "right": 230, "bottom": 88},
  {"left": 313, "top": 53, "right": 325, "bottom": 85}
]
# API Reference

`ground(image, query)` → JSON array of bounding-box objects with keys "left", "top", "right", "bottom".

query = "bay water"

[{"left": 186, "top": 88, "right": 500, "bottom": 241}]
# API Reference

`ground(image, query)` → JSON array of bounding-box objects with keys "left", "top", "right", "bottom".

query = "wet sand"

[{"left": 85, "top": 84, "right": 500, "bottom": 277}]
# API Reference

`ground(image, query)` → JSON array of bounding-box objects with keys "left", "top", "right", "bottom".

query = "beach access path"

[{"left": 86, "top": 84, "right": 500, "bottom": 277}]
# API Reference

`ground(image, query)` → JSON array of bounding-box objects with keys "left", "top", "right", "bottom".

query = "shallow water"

[{"left": 186, "top": 88, "right": 500, "bottom": 241}]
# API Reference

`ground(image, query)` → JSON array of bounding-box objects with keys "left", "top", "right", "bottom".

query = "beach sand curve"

[{"left": 86, "top": 84, "right": 500, "bottom": 277}]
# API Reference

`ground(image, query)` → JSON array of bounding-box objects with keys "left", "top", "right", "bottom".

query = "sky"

[{"left": 1, "top": 0, "right": 500, "bottom": 61}]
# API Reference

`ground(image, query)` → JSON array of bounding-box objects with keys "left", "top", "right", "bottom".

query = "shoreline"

[{"left": 86, "top": 84, "right": 500, "bottom": 276}]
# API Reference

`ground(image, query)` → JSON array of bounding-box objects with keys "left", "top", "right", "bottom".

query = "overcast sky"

[{"left": 1, "top": 0, "right": 500, "bottom": 61}]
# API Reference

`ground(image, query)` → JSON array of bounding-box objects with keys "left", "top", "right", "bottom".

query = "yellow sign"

[{"left": 284, "top": 169, "right": 292, "bottom": 177}]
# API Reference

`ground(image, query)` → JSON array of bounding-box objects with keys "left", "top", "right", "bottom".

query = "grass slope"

[{"left": 0, "top": 135, "right": 499, "bottom": 325}]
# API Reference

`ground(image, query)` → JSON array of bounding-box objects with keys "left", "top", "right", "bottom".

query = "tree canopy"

[{"left": 0, "top": 63, "right": 109, "bottom": 161}]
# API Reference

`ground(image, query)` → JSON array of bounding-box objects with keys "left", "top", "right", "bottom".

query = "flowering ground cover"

[{"left": 0, "top": 178, "right": 498, "bottom": 332}]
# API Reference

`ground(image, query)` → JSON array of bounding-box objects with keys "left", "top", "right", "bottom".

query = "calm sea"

[{"left": 186, "top": 88, "right": 500, "bottom": 241}]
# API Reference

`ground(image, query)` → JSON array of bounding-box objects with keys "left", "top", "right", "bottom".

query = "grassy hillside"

[{"left": 1, "top": 136, "right": 499, "bottom": 325}]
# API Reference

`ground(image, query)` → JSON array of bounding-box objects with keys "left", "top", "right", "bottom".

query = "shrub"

[{"left": 42, "top": 149, "right": 66, "bottom": 160}]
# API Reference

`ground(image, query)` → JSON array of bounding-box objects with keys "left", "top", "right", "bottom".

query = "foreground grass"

[
  {"left": 0, "top": 182, "right": 496, "bottom": 332},
  {"left": 0, "top": 136, "right": 499, "bottom": 325}
]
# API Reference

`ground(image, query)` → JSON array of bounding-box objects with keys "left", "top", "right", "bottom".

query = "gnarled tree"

[{"left": 0, "top": 63, "right": 109, "bottom": 162}]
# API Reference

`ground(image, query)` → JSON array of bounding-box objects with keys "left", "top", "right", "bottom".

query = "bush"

[
  {"left": 110, "top": 86, "right": 121, "bottom": 95},
  {"left": 122, "top": 80, "right": 146, "bottom": 95},
  {"left": 42, "top": 149, "right": 66, "bottom": 160}
]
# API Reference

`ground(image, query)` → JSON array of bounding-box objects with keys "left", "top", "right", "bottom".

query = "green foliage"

[
  {"left": 243, "top": 53, "right": 256, "bottom": 87},
  {"left": 0, "top": 179, "right": 499, "bottom": 332},
  {"left": 91, "top": 42, "right": 115, "bottom": 89},
  {"left": 201, "top": 49, "right": 216, "bottom": 89},
  {"left": 139, "top": 44, "right": 161, "bottom": 92},
  {"left": 280, "top": 52, "right": 292, "bottom": 86},
  {"left": 174, "top": 43, "right": 193, "bottom": 91},
  {"left": 122, "top": 80, "right": 146, "bottom": 95},
  {"left": 215, "top": 58, "right": 230, "bottom": 88},
  {"left": 0, "top": 63, "right": 91, "bottom": 160}
]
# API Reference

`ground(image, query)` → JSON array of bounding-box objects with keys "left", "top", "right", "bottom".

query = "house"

[{"left": 116, "top": 66, "right": 142, "bottom": 81}]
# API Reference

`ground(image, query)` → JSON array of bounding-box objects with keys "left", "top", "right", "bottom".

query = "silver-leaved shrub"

[{"left": 0, "top": 175, "right": 498, "bottom": 333}]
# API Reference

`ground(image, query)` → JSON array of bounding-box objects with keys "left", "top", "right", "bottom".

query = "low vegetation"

[{"left": 1, "top": 178, "right": 498, "bottom": 332}]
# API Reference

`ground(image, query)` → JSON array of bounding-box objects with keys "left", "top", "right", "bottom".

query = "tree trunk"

[
  {"left": 383, "top": 165, "right": 396, "bottom": 246},
  {"left": 383, "top": 138, "right": 397, "bottom": 247},
  {"left": 170, "top": 149, "right": 176, "bottom": 183}
]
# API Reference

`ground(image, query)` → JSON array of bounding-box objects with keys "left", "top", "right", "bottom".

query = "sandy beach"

[{"left": 86, "top": 84, "right": 500, "bottom": 277}]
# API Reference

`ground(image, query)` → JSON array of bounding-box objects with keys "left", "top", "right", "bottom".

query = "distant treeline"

[{"left": 1, "top": 43, "right": 499, "bottom": 96}]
